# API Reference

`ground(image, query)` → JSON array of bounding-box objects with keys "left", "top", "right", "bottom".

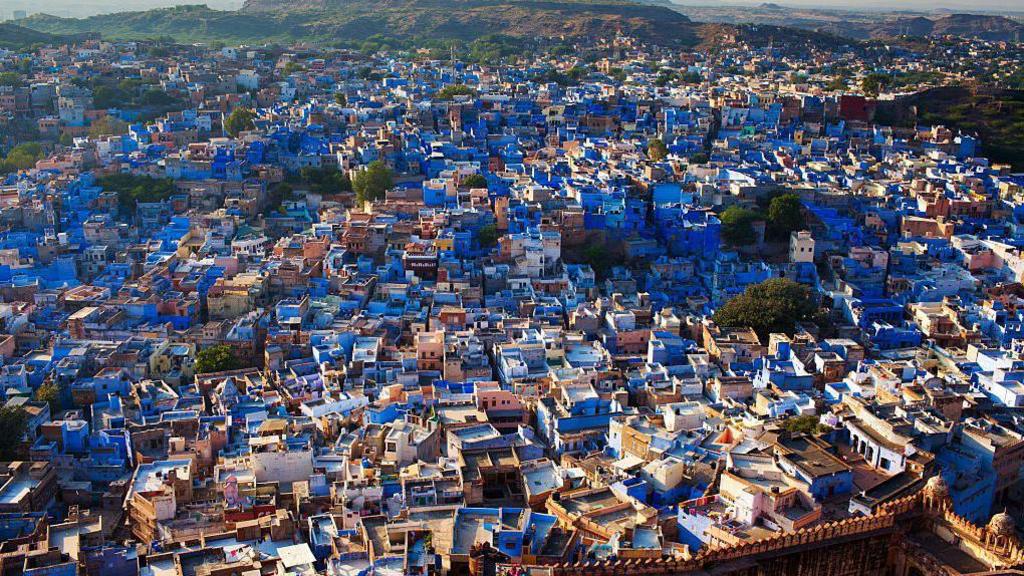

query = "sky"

[{"left": 4, "top": 0, "right": 1024, "bottom": 20}]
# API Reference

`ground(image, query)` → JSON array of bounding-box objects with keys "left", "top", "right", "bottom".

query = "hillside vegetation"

[{"left": 0, "top": 22, "right": 74, "bottom": 50}]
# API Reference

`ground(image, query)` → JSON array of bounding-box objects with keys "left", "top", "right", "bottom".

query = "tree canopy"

[
  {"left": 861, "top": 73, "right": 891, "bottom": 98},
  {"left": 712, "top": 277, "right": 819, "bottom": 341},
  {"left": 35, "top": 382, "right": 60, "bottom": 413},
  {"left": 293, "top": 166, "right": 352, "bottom": 195},
  {"left": 581, "top": 243, "right": 614, "bottom": 279},
  {"left": 478, "top": 224, "right": 500, "bottom": 249},
  {"left": 224, "top": 107, "right": 256, "bottom": 137},
  {"left": 195, "top": 345, "right": 242, "bottom": 374},
  {"left": 461, "top": 174, "right": 487, "bottom": 189},
  {"left": 0, "top": 406, "right": 28, "bottom": 461},
  {"left": 97, "top": 173, "right": 177, "bottom": 214},
  {"left": 766, "top": 193, "right": 804, "bottom": 241},
  {"left": 0, "top": 142, "right": 44, "bottom": 174},
  {"left": 779, "top": 414, "right": 830, "bottom": 436},
  {"left": 353, "top": 161, "right": 394, "bottom": 205},
  {"left": 719, "top": 205, "right": 761, "bottom": 246},
  {"left": 436, "top": 84, "right": 476, "bottom": 100},
  {"left": 647, "top": 138, "right": 669, "bottom": 162}
]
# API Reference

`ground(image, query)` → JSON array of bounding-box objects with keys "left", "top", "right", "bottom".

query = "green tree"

[
  {"left": 92, "top": 85, "right": 130, "bottom": 109},
  {"left": 195, "top": 345, "right": 242, "bottom": 374},
  {"left": 461, "top": 174, "right": 487, "bottom": 189},
  {"left": 648, "top": 138, "right": 669, "bottom": 162},
  {"left": 478, "top": 224, "right": 500, "bottom": 249},
  {"left": 681, "top": 71, "right": 702, "bottom": 84},
  {"left": 719, "top": 205, "right": 762, "bottom": 246},
  {"left": 861, "top": 73, "right": 891, "bottom": 98},
  {"left": 436, "top": 84, "right": 476, "bottom": 100},
  {"left": 352, "top": 161, "right": 393, "bottom": 205},
  {"left": 566, "top": 66, "right": 587, "bottom": 83},
  {"left": 139, "top": 88, "right": 177, "bottom": 107},
  {"left": 712, "top": 278, "right": 819, "bottom": 341},
  {"left": 0, "top": 405, "right": 28, "bottom": 461},
  {"left": 296, "top": 166, "right": 352, "bottom": 195},
  {"left": 281, "top": 61, "right": 305, "bottom": 75},
  {"left": 582, "top": 243, "right": 613, "bottom": 279},
  {"left": 779, "top": 414, "right": 829, "bottom": 435},
  {"left": 766, "top": 193, "right": 803, "bottom": 241},
  {"left": 224, "top": 107, "right": 256, "bottom": 137},
  {"left": 0, "top": 142, "right": 44, "bottom": 174},
  {"left": 333, "top": 92, "right": 347, "bottom": 106},
  {"left": 97, "top": 173, "right": 177, "bottom": 214},
  {"left": 34, "top": 382, "right": 60, "bottom": 413}
]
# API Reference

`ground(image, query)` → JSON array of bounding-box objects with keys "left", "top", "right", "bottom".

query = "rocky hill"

[
  {"left": 22, "top": 0, "right": 700, "bottom": 46},
  {"left": 674, "top": 5, "right": 1024, "bottom": 43},
  {"left": 868, "top": 14, "right": 1024, "bottom": 41}
]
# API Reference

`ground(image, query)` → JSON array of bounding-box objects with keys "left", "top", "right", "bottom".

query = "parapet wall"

[{"left": 545, "top": 491, "right": 941, "bottom": 576}]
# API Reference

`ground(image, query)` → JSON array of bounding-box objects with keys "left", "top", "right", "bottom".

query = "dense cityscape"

[{"left": 2, "top": 6, "right": 1024, "bottom": 576}]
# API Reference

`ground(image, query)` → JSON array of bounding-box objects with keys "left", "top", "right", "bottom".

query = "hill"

[
  {"left": 0, "top": 22, "right": 73, "bottom": 51},
  {"left": 674, "top": 5, "right": 1024, "bottom": 43},
  {"left": 875, "top": 86, "right": 1024, "bottom": 170},
  {"left": 22, "top": 0, "right": 700, "bottom": 47},
  {"left": 868, "top": 14, "right": 1024, "bottom": 41}
]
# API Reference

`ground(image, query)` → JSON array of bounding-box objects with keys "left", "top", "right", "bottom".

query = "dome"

[
  {"left": 989, "top": 511, "right": 1016, "bottom": 537},
  {"left": 924, "top": 475, "right": 949, "bottom": 500}
]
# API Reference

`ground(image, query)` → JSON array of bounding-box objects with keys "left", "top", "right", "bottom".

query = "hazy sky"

[{"left": 4, "top": 0, "right": 1024, "bottom": 19}]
